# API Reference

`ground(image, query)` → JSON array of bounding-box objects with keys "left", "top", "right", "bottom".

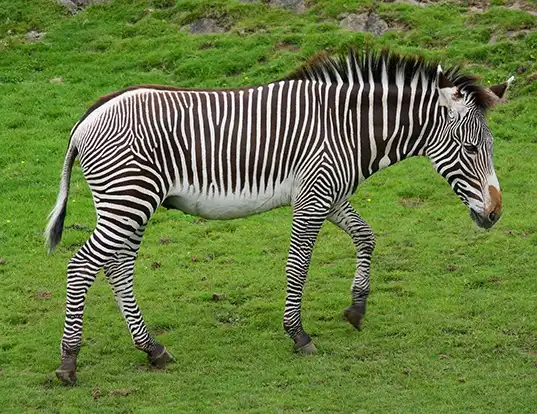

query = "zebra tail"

[{"left": 45, "top": 138, "right": 79, "bottom": 254}]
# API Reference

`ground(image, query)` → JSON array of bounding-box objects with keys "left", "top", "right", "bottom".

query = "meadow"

[{"left": 0, "top": 0, "right": 536, "bottom": 412}]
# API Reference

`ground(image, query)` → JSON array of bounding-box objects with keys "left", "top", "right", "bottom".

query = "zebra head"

[{"left": 428, "top": 68, "right": 514, "bottom": 229}]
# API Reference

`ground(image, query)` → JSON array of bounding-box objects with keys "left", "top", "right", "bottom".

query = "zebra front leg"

[
  {"left": 284, "top": 213, "right": 325, "bottom": 354},
  {"left": 328, "top": 200, "right": 375, "bottom": 330},
  {"left": 103, "top": 226, "right": 173, "bottom": 367}
]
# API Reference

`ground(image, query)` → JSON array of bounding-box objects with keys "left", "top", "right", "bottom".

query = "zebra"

[{"left": 46, "top": 49, "right": 512, "bottom": 385}]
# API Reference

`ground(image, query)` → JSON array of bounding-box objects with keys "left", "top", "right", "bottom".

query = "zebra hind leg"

[
  {"left": 328, "top": 201, "right": 375, "bottom": 330},
  {"left": 56, "top": 222, "right": 127, "bottom": 385},
  {"left": 103, "top": 225, "right": 174, "bottom": 367}
]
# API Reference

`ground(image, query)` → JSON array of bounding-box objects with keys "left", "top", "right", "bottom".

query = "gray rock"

[
  {"left": 504, "top": 29, "right": 532, "bottom": 39},
  {"left": 269, "top": 0, "right": 306, "bottom": 13},
  {"left": 340, "top": 12, "right": 389, "bottom": 36},
  {"left": 395, "top": 0, "right": 429, "bottom": 7},
  {"left": 70, "top": 0, "right": 111, "bottom": 5},
  {"left": 26, "top": 31, "right": 46, "bottom": 42},
  {"left": 506, "top": 1, "right": 537, "bottom": 16},
  {"left": 188, "top": 18, "right": 226, "bottom": 34},
  {"left": 238, "top": 0, "right": 307, "bottom": 12},
  {"left": 56, "top": 0, "right": 111, "bottom": 13}
]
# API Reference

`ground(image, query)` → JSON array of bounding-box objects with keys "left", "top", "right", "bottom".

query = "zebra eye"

[{"left": 463, "top": 144, "right": 478, "bottom": 154}]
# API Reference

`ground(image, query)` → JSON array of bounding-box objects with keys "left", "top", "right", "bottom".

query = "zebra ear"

[
  {"left": 437, "top": 65, "right": 462, "bottom": 109},
  {"left": 488, "top": 76, "right": 515, "bottom": 100}
]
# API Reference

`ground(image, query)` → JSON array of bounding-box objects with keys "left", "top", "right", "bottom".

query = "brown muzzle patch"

[{"left": 487, "top": 185, "right": 502, "bottom": 216}]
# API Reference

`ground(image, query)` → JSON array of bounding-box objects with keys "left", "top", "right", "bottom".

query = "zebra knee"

[
  {"left": 365, "top": 229, "right": 376, "bottom": 252},
  {"left": 355, "top": 225, "right": 375, "bottom": 253}
]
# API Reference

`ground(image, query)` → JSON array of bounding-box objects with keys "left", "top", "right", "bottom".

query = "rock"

[
  {"left": 468, "top": 6, "right": 485, "bottom": 13},
  {"left": 340, "top": 12, "right": 389, "bottom": 36},
  {"left": 488, "top": 33, "right": 498, "bottom": 44},
  {"left": 26, "top": 31, "right": 46, "bottom": 42},
  {"left": 56, "top": 0, "right": 111, "bottom": 13},
  {"left": 49, "top": 77, "right": 64, "bottom": 84},
  {"left": 504, "top": 29, "right": 532, "bottom": 39},
  {"left": 187, "top": 18, "right": 226, "bottom": 34},
  {"left": 506, "top": 1, "right": 537, "bottom": 16},
  {"left": 340, "top": 13, "right": 368, "bottom": 32},
  {"left": 269, "top": 0, "right": 306, "bottom": 13},
  {"left": 395, "top": 0, "right": 429, "bottom": 7},
  {"left": 57, "top": 0, "right": 77, "bottom": 12}
]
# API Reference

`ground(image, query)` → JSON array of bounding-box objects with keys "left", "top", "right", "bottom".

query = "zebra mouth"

[{"left": 469, "top": 209, "right": 495, "bottom": 229}]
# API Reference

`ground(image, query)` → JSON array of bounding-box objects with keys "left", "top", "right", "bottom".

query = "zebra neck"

[{"left": 345, "top": 81, "right": 443, "bottom": 182}]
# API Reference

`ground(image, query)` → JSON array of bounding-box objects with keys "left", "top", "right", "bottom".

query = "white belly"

[{"left": 164, "top": 180, "right": 294, "bottom": 219}]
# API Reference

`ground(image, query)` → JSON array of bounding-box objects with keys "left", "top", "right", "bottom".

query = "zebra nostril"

[{"left": 489, "top": 211, "right": 498, "bottom": 223}]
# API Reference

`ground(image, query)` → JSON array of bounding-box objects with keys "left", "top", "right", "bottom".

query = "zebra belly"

[{"left": 164, "top": 181, "right": 294, "bottom": 219}]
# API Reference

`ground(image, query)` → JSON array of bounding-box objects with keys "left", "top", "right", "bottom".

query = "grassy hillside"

[{"left": 0, "top": 0, "right": 536, "bottom": 412}]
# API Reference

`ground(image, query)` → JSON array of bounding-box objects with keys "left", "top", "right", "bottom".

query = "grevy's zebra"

[{"left": 46, "top": 50, "right": 512, "bottom": 384}]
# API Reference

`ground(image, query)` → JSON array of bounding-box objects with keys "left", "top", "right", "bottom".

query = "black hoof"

[
  {"left": 292, "top": 333, "right": 317, "bottom": 355},
  {"left": 148, "top": 343, "right": 174, "bottom": 367},
  {"left": 56, "top": 368, "right": 77, "bottom": 385},
  {"left": 344, "top": 305, "right": 365, "bottom": 330},
  {"left": 55, "top": 357, "right": 77, "bottom": 385},
  {"left": 294, "top": 341, "right": 317, "bottom": 354}
]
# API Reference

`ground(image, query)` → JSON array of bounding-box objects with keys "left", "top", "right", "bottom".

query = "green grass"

[{"left": 1, "top": 0, "right": 537, "bottom": 412}]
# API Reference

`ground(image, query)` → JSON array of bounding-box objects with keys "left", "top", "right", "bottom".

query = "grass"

[{"left": 1, "top": 0, "right": 537, "bottom": 412}]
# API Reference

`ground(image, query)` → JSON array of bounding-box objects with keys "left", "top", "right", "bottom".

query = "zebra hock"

[{"left": 46, "top": 49, "right": 513, "bottom": 385}]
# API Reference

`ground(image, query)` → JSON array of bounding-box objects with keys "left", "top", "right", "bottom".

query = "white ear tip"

[
  {"left": 437, "top": 65, "right": 443, "bottom": 74},
  {"left": 507, "top": 76, "right": 515, "bottom": 86}
]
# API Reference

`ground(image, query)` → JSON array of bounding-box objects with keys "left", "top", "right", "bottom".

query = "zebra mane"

[{"left": 284, "top": 49, "right": 496, "bottom": 110}]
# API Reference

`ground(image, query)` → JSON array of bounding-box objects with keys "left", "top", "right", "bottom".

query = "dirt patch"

[
  {"left": 26, "top": 31, "right": 46, "bottom": 43},
  {"left": 35, "top": 291, "right": 52, "bottom": 299},
  {"left": 92, "top": 387, "right": 101, "bottom": 400},
  {"left": 399, "top": 197, "right": 424, "bottom": 208},
  {"left": 109, "top": 388, "right": 130, "bottom": 397},
  {"left": 527, "top": 72, "right": 537, "bottom": 82},
  {"left": 275, "top": 40, "right": 301, "bottom": 52},
  {"left": 66, "top": 223, "right": 92, "bottom": 232},
  {"left": 212, "top": 293, "right": 226, "bottom": 302}
]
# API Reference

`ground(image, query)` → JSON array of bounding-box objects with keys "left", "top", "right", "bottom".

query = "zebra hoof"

[
  {"left": 56, "top": 357, "right": 77, "bottom": 385},
  {"left": 344, "top": 306, "right": 364, "bottom": 330},
  {"left": 56, "top": 368, "right": 77, "bottom": 386},
  {"left": 294, "top": 341, "right": 317, "bottom": 355},
  {"left": 148, "top": 344, "right": 174, "bottom": 367}
]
